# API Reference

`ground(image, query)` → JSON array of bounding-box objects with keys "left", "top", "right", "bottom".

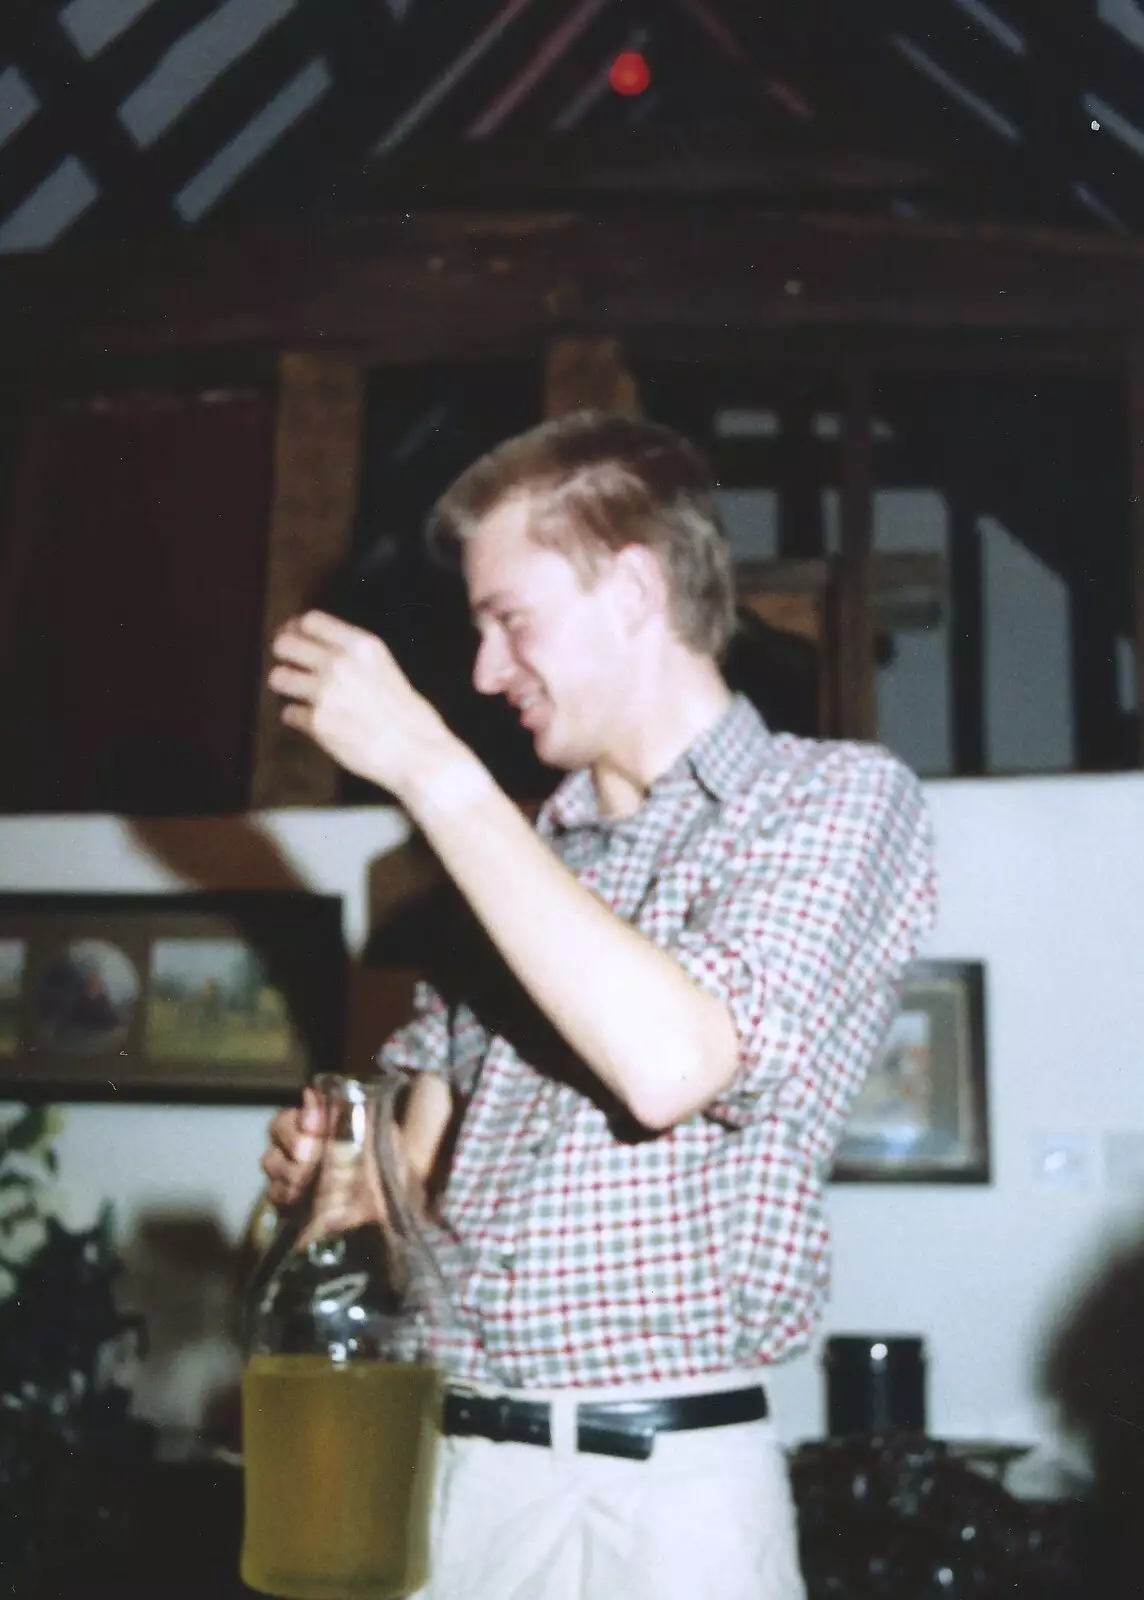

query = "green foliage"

[
  {"left": 0, "top": 1105, "right": 62, "bottom": 1290},
  {"left": 0, "top": 1104, "right": 155, "bottom": 1592}
]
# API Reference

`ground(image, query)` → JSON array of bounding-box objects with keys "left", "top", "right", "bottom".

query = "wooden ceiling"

[{"left": 0, "top": 0, "right": 1141, "bottom": 253}]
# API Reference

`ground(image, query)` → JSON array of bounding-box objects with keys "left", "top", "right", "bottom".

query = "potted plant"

[{"left": 0, "top": 1105, "right": 153, "bottom": 1593}]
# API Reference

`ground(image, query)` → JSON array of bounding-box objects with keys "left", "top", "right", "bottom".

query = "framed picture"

[
  {"left": 833, "top": 960, "right": 990, "bottom": 1184},
  {"left": 0, "top": 892, "right": 346, "bottom": 1102}
]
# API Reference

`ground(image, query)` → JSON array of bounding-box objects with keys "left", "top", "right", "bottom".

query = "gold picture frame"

[{"left": 833, "top": 960, "right": 990, "bottom": 1184}]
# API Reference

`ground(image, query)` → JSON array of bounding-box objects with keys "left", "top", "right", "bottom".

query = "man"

[{"left": 262, "top": 412, "right": 937, "bottom": 1599}]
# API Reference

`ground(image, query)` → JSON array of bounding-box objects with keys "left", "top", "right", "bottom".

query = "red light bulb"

[{"left": 609, "top": 50, "right": 651, "bottom": 97}]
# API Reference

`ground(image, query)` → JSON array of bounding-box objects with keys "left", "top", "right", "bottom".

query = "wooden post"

[
  {"left": 1131, "top": 346, "right": 1144, "bottom": 766},
  {"left": 250, "top": 353, "right": 364, "bottom": 807},
  {"left": 1063, "top": 422, "right": 1124, "bottom": 770},
  {"left": 544, "top": 336, "right": 640, "bottom": 418},
  {"left": 948, "top": 492, "right": 987, "bottom": 775},
  {"left": 828, "top": 363, "right": 877, "bottom": 740},
  {"left": 777, "top": 387, "right": 825, "bottom": 559},
  {"left": 777, "top": 383, "right": 829, "bottom": 729}
]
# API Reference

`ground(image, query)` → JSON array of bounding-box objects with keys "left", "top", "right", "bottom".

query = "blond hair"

[{"left": 428, "top": 412, "right": 736, "bottom": 658}]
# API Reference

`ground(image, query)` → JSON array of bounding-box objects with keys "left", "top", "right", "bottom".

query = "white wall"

[{"left": 1, "top": 777, "right": 1142, "bottom": 1453}]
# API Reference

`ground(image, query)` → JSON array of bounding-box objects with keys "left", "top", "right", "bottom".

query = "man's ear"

[{"left": 612, "top": 544, "right": 669, "bottom": 632}]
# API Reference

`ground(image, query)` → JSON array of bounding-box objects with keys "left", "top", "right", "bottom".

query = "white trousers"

[{"left": 410, "top": 1376, "right": 806, "bottom": 1600}]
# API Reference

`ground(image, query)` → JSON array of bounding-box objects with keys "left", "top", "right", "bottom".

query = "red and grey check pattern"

[{"left": 382, "top": 696, "right": 937, "bottom": 1388}]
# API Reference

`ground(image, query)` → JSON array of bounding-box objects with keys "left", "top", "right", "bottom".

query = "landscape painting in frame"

[
  {"left": 146, "top": 939, "right": 293, "bottom": 1065},
  {"left": 0, "top": 894, "right": 345, "bottom": 1102},
  {"left": 833, "top": 960, "right": 990, "bottom": 1184}
]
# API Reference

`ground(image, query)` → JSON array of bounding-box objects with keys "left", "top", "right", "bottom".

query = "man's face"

[{"left": 464, "top": 493, "right": 627, "bottom": 770}]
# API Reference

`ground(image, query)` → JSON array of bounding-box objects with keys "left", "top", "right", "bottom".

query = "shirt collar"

[{"left": 540, "top": 694, "right": 771, "bottom": 833}]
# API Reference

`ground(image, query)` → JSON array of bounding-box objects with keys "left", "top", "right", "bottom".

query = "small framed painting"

[
  {"left": 0, "top": 892, "right": 346, "bottom": 1102},
  {"left": 833, "top": 960, "right": 990, "bottom": 1184}
]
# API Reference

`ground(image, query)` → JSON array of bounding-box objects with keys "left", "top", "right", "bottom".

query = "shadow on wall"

[
  {"left": 1041, "top": 1224, "right": 1144, "bottom": 1600},
  {"left": 124, "top": 809, "right": 349, "bottom": 1079},
  {"left": 123, "top": 807, "right": 436, "bottom": 1077},
  {"left": 121, "top": 1208, "right": 250, "bottom": 1449}
]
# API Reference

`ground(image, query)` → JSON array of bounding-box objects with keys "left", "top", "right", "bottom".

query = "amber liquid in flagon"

[{"left": 241, "top": 1355, "right": 442, "bottom": 1600}]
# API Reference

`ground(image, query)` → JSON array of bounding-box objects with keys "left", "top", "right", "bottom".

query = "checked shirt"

[{"left": 381, "top": 695, "right": 937, "bottom": 1389}]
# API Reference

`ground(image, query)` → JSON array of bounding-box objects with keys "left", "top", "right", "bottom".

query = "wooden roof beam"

[
  {"left": 7, "top": 208, "right": 1144, "bottom": 364},
  {"left": 365, "top": 128, "right": 938, "bottom": 204}
]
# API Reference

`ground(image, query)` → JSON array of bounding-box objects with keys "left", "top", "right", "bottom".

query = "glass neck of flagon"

[{"left": 300, "top": 1074, "right": 388, "bottom": 1249}]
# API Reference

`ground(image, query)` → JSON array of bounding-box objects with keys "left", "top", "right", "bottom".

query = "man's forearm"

[{"left": 402, "top": 743, "right": 740, "bottom": 1130}]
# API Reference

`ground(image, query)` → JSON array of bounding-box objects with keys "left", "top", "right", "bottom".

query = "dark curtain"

[{"left": 0, "top": 385, "right": 276, "bottom": 814}]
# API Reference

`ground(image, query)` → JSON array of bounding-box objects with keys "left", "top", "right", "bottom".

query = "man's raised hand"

[{"left": 268, "top": 611, "right": 454, "bottom": 799}]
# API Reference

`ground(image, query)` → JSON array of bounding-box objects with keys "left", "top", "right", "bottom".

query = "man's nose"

[{"left": 473, "top": 631, "right": 510, "bottom": 696}]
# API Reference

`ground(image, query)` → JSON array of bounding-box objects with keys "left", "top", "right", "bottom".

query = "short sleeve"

[
  {"left": 672, "top": 746, "right": 937, "bottom": 1132},
  {"left": 377, "top": 979, "right": 452, "bottom": 1079}
]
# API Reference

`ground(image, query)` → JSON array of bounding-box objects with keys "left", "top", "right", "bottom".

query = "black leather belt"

[{"left": 442, "top": 1384, "right": 768, "bottom": 1461}]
